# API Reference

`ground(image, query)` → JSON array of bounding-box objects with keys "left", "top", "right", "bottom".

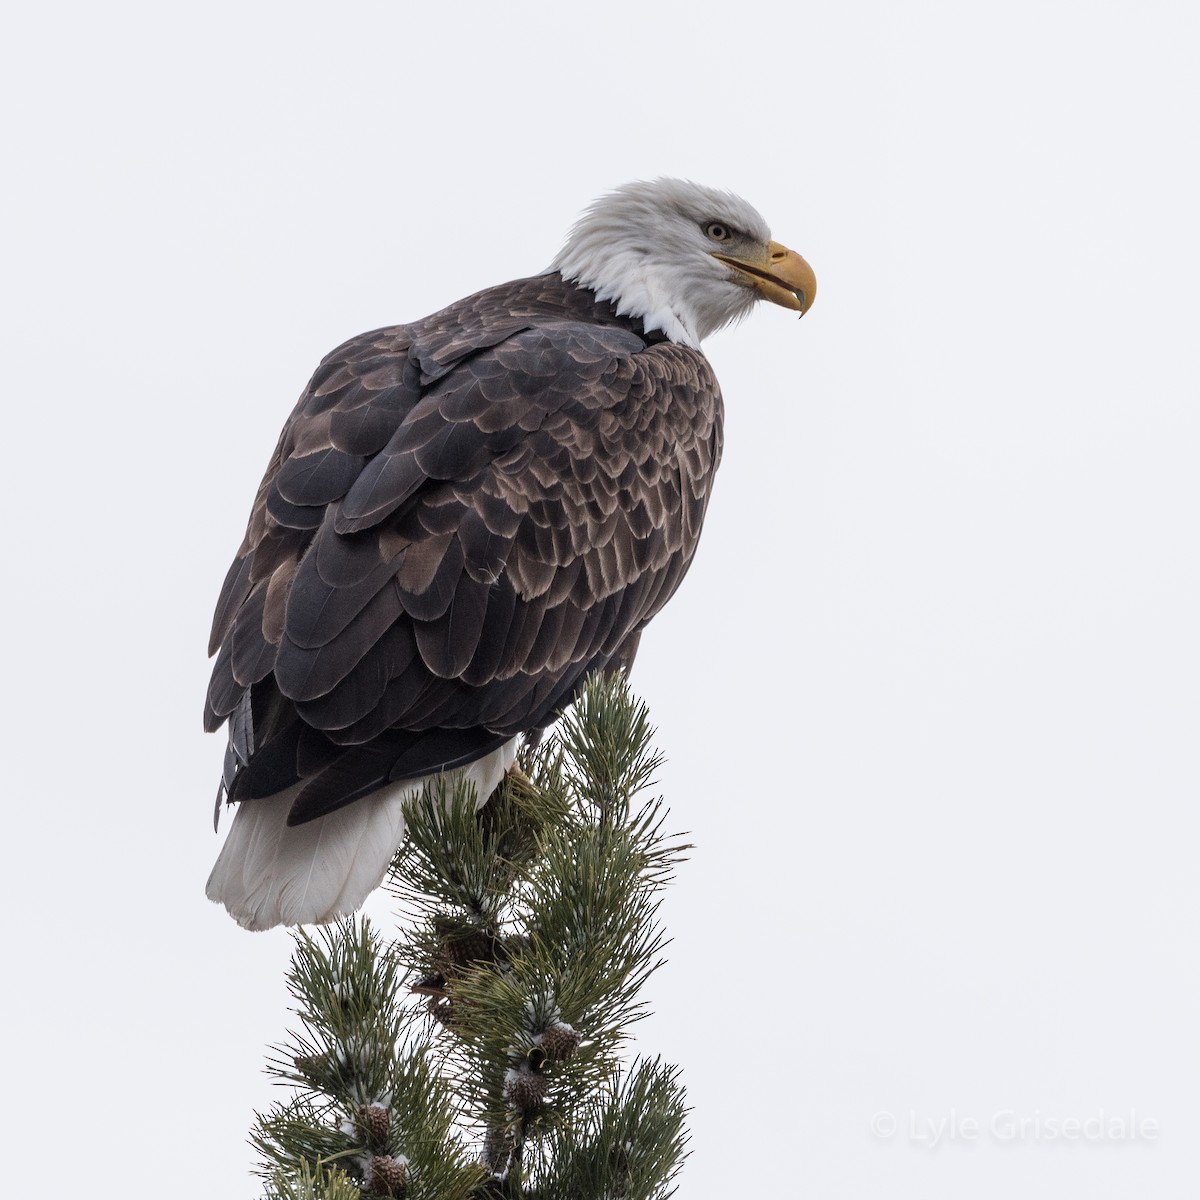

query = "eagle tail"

[{"left": 206, "top": 741, "right": 518, "bottom": 931}]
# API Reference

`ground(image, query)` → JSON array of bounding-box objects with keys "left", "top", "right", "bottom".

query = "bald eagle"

[{"left": 205, "top": 179, "right": 816, "bottom": 930}]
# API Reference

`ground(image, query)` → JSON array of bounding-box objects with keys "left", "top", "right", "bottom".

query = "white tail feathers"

[{"left": 206, "top": 741, "right": 518, "bottom": 931}]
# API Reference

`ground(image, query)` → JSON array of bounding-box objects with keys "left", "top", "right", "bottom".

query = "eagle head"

[{"left": 550, "top": 178, "right": 816, "bottom": 348}]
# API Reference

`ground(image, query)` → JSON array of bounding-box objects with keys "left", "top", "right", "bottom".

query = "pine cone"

[
  {"left": 504, "top": 1067, "right": 549, "bottom": 1110},
  {"left": 365, "top": 1154, "right": 408, "bottom": 1197},
  {"left": 539, "top": 1023, "right": 581, "bottom": 1062},
  {"left": 292, "top": 1051, "right": 333, "bottom": 1086},
  {"left": 431, "top": 917, "right": 507, "bottom": 980},
  {"left": 444, "top": 928, "right": 495, "bottom": 969},
  {"left": 357, "top": 1102, "right": 391, "bottom": 1147}
]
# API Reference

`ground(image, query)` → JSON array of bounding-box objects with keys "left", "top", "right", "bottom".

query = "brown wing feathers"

[{"left": 206, "top": 275, "right": 722, "bottom": 824}]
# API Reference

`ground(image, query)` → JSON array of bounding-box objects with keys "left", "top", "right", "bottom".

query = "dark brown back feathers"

[{"left": 205, "top": 273, "right": 723, "bottom": 824}]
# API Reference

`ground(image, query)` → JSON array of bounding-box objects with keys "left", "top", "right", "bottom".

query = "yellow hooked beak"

[{"left": 713, "top": 240, "right": 817, "bottom": 316}]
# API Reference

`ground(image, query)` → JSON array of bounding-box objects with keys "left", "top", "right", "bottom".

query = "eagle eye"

[{"left": 704, "top": 222, "right": 733, "bottom": 243}]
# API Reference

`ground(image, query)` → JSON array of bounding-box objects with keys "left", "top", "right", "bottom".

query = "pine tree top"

[{"left": 252, "top": 676, "right": 692, "bottom": 1200}]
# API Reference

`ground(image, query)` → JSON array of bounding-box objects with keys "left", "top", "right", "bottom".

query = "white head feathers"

[{"left": 550, "top": 178, "right": 777, "bottom": 348}]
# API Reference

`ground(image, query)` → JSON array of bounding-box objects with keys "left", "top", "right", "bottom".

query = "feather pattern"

[{"left": 208, "top": 269, "right": 725, "bottom": 928}]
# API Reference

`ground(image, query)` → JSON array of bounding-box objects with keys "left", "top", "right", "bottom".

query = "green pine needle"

[{"left": 250, "top": 675, "right": 692, "bottom": 1200}]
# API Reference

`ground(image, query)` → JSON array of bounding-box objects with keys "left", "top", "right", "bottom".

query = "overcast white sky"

[{"left": 4, "top": 2, "right": 1198, "bottom": 1196}]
